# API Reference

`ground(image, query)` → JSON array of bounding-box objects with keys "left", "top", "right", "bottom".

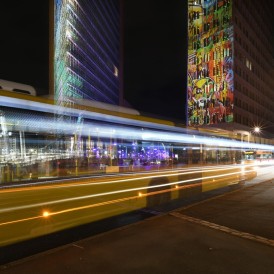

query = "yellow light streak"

[
  {"left": 0, "top": 215, "right": 41, "bottom": 227},
  {"left": 0, "top": 172, "right": 252, "bottom": 228},
  {"left": 0, "top": 164, "right": 250, "bottom": 194},
  {"left": 0, "top": 167, "right": 253, "bottom": 215}
]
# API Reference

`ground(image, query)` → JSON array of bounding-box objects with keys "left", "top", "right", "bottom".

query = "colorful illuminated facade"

[
  {"left": 54, "top": 0, "right": 120, "bottom": 107},
  {"left": 188, "top": 0, "right": 233, "bottom": 126}
]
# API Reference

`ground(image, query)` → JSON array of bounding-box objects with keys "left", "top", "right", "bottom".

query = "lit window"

[
  {"left": 66, "top": 30, "right": 72, "bottom": 39},
  {"left": 114, "top": 66, "right": 119, "bottom": 77},
  {"left": 245, "top": 58, "right": 252, "bottom": 70}
]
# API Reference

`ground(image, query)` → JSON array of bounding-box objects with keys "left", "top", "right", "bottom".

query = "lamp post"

[{"left": 252, "top": 126, "right": 261, "bottom": 144}]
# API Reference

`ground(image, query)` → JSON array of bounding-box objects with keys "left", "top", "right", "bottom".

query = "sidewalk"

[{"left": 1, "top": 177, "right": 274, "bottom": 274}]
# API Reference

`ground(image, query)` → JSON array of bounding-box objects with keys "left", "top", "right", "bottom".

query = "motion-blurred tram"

[
  {"left": 1, "top": 88, "right": 271, "bottom": 247},
  {"left": 0, "top": 88, "right": 270, "bottom": 182}
]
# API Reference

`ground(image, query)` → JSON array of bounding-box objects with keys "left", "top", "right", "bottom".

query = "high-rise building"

[
  {"left": 187, "top": 0, "right": 274, "bottom": 135},
  {"left": 52, "top": 0, "right": 121, "bottom": 107}
]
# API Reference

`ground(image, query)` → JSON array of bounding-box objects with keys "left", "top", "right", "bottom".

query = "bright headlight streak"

[{"left": 0, "top": 169, "right": 247, "bottom": 214}]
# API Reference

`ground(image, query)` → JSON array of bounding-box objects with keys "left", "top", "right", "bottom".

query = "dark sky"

[
  {"left": 1, "top": 0, "right": 187, "bottom": 122},
  {"left": 1, "top": 1, "right": 49, "bottom": 94},
  {"left": 124, "top": 0, "right": 188, "bottom": 122}
]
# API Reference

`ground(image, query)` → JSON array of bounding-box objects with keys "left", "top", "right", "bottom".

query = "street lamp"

[{"left": 253, "top": 126, "right": 261, "bottom": 144}]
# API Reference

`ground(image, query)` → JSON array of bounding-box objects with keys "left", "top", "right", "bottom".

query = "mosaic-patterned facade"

[{"left": 188, "top": 0, "right": 233, "bottom": 126}]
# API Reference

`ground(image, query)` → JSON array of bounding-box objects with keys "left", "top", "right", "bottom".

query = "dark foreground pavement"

[{"left": 1, "top": 179, "right": 274, "bottom": 274}]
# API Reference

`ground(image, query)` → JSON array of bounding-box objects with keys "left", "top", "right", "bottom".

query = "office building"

[
  {"left": 52, "top": 0, "right": 121, "bottom": 107},
  {"left": 187, "top": 0, "right": 274, "bottom": 137}
]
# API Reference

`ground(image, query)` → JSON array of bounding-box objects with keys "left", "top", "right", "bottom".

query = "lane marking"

[{"left": 170, "top": 212, "right": 274, "bottom": 248}]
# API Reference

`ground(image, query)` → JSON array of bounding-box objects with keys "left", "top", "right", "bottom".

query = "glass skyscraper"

[{"left": 54, "top": 0, "right": 121, "bottom": 107}]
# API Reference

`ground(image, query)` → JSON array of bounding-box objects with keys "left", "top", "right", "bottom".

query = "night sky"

[
  {"left": 1, "top": 1, "right": 49, "bottom": 94},
  {"left": 124, "top": 0, "right": 188, "bottom": 122},
  {"left": 1, "top": 0, "right": 188, "bottom": 122}
]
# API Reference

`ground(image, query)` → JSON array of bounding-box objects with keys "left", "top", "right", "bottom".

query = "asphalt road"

[{"left": 1, "top": 165, "right": 274, "bottom": 273}]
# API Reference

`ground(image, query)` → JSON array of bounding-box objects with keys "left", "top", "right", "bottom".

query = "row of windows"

[
  {"left": 234, "top": 50, "right": 273, "bottom": 99},
  {"left": 235, "top": 80, "right": 274, "bottom": 121},
  {"left": 236, "top": 0, "right": 273, "bottom": 45},
  {"left": 234, "top": 1, "right": 274, "bottom": 130},
  {"left": 190, "top": 0, "right": 231, "bottom": 21},
  {"left": 234, "top": 3, "right": 273, "bottom": 70},
  {"left": 191, "top": 50, "right": 231, "bottom": 66},
  {"left": 239, "top": 109, "right": 272, "bottom": 131},
  {"left": 190, "top": 24, "right": 230, "bottom": 42},
  {"left": 235, "top": 29, "right": 272, "bottom": 84},
  {"left": 202, "top": 15, "right": 231, "bottom": 32},
  {"left": 203, "top": 0, "right": 230, "bottom": 17},
  {"left": 235, "top": 29, "right": 266, "bottom": 77},
  {"left": 234, "top": 113, "right": 245, "bottom": 126},
  {"left": 189, "top": 11, "right": 200, "bottom": 21},
  {"left": 192, "top": 34, "right": 230, "bottom": 50},
  {"left": 239, "top": 102, "right": 262, "bottom": 121},
  {"left": 69, "top": 39, "right": 118, "bottom": 89}
]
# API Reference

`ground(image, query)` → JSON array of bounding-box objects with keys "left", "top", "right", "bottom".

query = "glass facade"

[
  {"left": 54, "top": 0, "right": 120, "bottom": 107},
  {"left": 187, "top": 0, "right": 234, "bottom": 126}
]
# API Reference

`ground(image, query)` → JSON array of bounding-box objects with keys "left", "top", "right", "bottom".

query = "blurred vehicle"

[{"left": 0, "top": 79, "right": 36, "bottom": 96}]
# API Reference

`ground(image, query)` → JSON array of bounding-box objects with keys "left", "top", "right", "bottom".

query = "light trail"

[
  {"left": 1, "top": 96, "right": 274, "bottom": 152},
  {"left": 0, "top": 215, "right": 41, "bottom": 227},
  {"left": 0, "top": 172, "right": 246, "bottom": 228},
  {"left": 0, "top": 164, "right": 249, "bottom": 194},
  {"left": 0, "top": 166, "right": 203, "bottom": 191},
  {"left": 0, "top": 167, "right": 252, "bottom": 214},
  {"left": 1, "top": 95, "right": 273, "bottom": 246}
]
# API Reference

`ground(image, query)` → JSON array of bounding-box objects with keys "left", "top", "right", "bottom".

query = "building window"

[
  {"left": 204, "top": 23, "right": 210, "bottom": 32},
  {"left": 203, "top": 37, "right": 210, "bottom": 47},
  {"left": 193, "top": 11, "right": 200, "bottom": 20},
  {"left": 113, "top": 66, "right": 118, "bottom": 77},
  {"left": 245, "top": 58, "right": 252, "bottom": 70}
]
